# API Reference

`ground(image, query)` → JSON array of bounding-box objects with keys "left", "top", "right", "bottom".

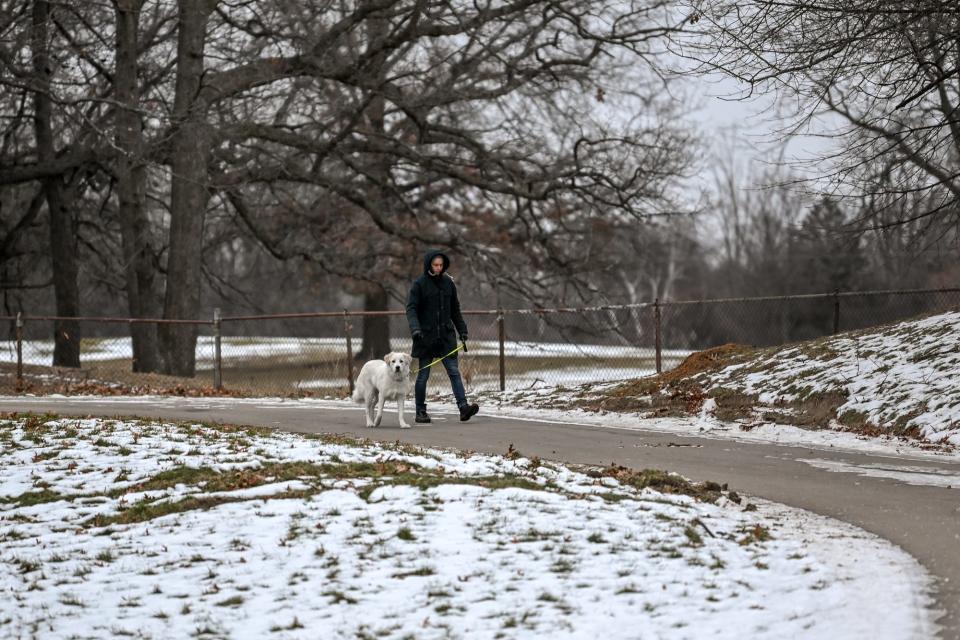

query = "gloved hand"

[
  {"left": 460, "top": 335, "right": 468, "bottom": 352},
  {"left": 412, "top": 330, "right": 423, "bottom": 341}
]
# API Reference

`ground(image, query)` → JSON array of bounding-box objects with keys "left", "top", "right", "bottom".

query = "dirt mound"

[
  {"left": 578, "top": 344, "right": 753, "bottom": 414},
  {"left": 661, "top": 343, "right": 753, "bottom": 384}
]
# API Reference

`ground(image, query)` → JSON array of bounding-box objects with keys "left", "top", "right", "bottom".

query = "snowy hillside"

[
  {"left": 581, "top": 310, "right": 960, "bottom": 446},
  {"left": 703, "top": 310, "right": 960, "bottom": 445}
]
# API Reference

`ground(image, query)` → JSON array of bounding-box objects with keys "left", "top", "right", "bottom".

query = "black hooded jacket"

[{"left": 406, "top": 250, "right": 468, "bottom": 359}]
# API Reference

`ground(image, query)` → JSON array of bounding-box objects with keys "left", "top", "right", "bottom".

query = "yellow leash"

[{"left": 413, "top": 344, "right": 464, "bottom": 373}]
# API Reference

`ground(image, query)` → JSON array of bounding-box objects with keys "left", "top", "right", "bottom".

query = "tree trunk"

[
  {"left": 115, "top": 0, "right": 161, "bottom": 373},
  {"left": 355, "top": 7, "right": 392, "bottom": 362},
  {"left": 31, "top": 0, "right": 81, "bottom": 367},
  {"left": 358, "top": 286, "right": 391, "bottom": 360},
  {"left": 158, "top": 0, "right": 215, "bottom": 377}
]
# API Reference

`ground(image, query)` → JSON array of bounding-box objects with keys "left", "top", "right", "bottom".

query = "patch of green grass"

[
  {"left": 391, "top": 566, "right": 435, "bottom": 579},
  {"left": 60, "top": 594, "right": 85, "bottom": 607},
  {"left": 15, "top": 558, "right": 41, "bottom": 574},
  {"left": 683, "top": 526, "right": 703, "bottom": 546},
  {"left": 31, "top": 449, "right": 61, "bottom": 462},
  {"left": 270, "top": 617, "right": 305, "bottom": 632},
  {"left": 2, "top": 489, "right": 67, "bottom": 508},
  {"left": 550, "top": 559, "right": 575, "bottom": 574},
  {"left": 193, "top": 623, "right": 221, "bottom": 636},
  {"left": 87, "top": 488, "right": 313, "bottom": 528},
  {"left": 597, "top": 491, "right": 631, "bottom": 503},
  {"left": 598, "top": 465, "right": 723, "bottom": 503},
  {"left": 708, "top": 387, "right": 758, "bottom": 422},
  {"left": 513, "top": 528, "right": 553, "bottom": 543},
  {"left": 19, "top": 412, "right": 61, "bottom": 434},
  {"left": 112, "top": 465, "right": 215, "bottom": 495},
  {"left": 216, "top": 596, "right": 244, "bottom": 607},
  {"left": 396, "top": 527, "right": 416, "bottom": 541},
  {"left": 738, "top": 524, "right": 772, "bottom": 546},
  {"left": 322, "top": 590, "right": 358, "bottom": 604}
]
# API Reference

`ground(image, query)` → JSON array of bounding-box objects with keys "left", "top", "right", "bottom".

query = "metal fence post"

[
  {"left": 497, "top": 310, "right": 506, "bottom": 392},
  {"left": 344, "top": 311, "right": 354, "bottom": 395},
  {"left": 15, "top": 312, "right": 23, "bottom": 386},
  {"left": 832, "top": 289, "right": 841, "bottom": 334},
  {"left": 654, "top": 299, "right": 662, "bottom": 374},
  {"left": 213, "top": 308, "right": 222, "bottom": 390}
]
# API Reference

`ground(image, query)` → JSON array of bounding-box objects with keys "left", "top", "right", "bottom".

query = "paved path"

[{"left": 4, "top": 397, "right": 959, "bottom": 637}]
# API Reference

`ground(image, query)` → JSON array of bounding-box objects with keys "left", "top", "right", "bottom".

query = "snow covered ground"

[
  {"left": 700, "top": 310, "right": 960, "bottom": 446},
  {"left": 0, "top": 414, "right": 934, "bottom": 639}
]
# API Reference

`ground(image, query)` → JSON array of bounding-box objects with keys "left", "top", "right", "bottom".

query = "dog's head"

[{"left": 383, "top": 352, "right": 412, "bottom": 376}]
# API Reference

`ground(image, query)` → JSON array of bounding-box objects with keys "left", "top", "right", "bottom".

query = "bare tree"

[
  {"left": 155, "top": 0, "right": 219, "bottom": 376},
  {"left": 113, "top": 0, "right": 163, "bottom": 372},
  {"left": 1, "top": 1, "right": 176, "bottom": 369},
  {"left": 156, "top": 0, "right": 693, "bottom": 373},
  {"left": 29, "top": 0, "right": 81, "bottom": 366},
  {"left": 855, "top": 164, "right": 960, "bottom": 287},
  {"left": 708, "top": 157, "right": 808, "bottom": 297},
  {"left": 2, "top": 0, "right": 695, "bottom": 377},
  {"left": 682, "top": 0, "right": 960, "bottom": 227}
]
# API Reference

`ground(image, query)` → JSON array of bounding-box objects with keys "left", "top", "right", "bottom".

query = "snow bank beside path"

[
  {"left": 703, "top": 310, "right": 960, "bottom": 445},
  {"left": 0, "top": 415, "right": 933, "bottom": 639}
]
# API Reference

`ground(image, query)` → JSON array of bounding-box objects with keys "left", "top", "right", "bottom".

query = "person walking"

[{"left": 406, "top": 249, "right": 480, "bottom": 423}]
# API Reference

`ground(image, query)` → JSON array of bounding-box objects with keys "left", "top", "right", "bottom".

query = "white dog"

[{"left": 351, "top": 352, "right": 414, "bottom": 428}]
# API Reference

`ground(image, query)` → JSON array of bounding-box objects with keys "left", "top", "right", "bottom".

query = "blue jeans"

[{"left": 415, "top": 355, "right": 467, "bottom": 412}]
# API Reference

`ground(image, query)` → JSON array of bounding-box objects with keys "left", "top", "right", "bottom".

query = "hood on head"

[{"left": 423, "top": 250, "right": 450, "bottom": 276}]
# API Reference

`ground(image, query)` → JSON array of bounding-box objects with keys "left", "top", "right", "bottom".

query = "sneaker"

[
  {"left": 459, "top": 403, "right": 479, "bottom": 422},
  {"left": 415, "top": 411, "right": 431, "bottom": 424}
]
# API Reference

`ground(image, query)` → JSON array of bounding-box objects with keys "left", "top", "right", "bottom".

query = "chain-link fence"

[
  {"left": 2, "top": 287, "right": 958, "bottom": 397},
  {"left": 0, "top": 314, "right": 217, "bottom": 390}
]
